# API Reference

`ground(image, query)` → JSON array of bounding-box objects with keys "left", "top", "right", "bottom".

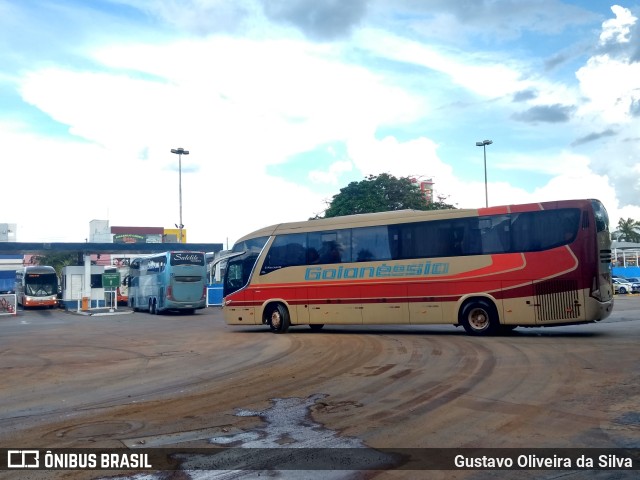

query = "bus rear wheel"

[
  {"left": 267, "top": 304, "right": 290, "bottom": 334},
  {"left": 460, "top": 299, "right": 499, "bottom": 336}
]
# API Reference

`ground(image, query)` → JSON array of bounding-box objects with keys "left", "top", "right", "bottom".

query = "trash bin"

[{"left": 82, "top": 297, "right": 89, "bottom": 311}]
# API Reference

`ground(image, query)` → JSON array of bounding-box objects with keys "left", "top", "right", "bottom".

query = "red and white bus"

[
  {"left": 15, "top": 266, "right": 59, "bottom": 308},
  {"left": 221, "top": 199, "right": 613, "bottom": 335}
]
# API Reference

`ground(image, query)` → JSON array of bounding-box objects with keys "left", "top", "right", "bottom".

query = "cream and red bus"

[{"left": 221, "top": 199, "right": 613, "bottom": 335}]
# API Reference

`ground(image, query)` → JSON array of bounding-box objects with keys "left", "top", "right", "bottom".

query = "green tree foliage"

[
  {"left": 30, "top": 252, "right": 79, "bottom": 278},
  {"left": 616, "top": 218, "right": 640, "bottom": 243},
  {"left": 322, "top": 173, "right": 455, "bottom": 218}
]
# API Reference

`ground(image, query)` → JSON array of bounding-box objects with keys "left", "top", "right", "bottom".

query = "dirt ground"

[{"left": 1, "top": 297, "right": 639, "bottom": 479}]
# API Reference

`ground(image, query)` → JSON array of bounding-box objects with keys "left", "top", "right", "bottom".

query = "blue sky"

[{"left": 1, "top": 0, "right": 639, "bottom": 245}]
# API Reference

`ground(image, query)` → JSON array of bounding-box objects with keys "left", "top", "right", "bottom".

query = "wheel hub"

[
  {"left": 271, "top": 310, "right": 281, "bottom": 329},
  {"left": 469, "top": 308, "right": 489, "bottom": 330}
]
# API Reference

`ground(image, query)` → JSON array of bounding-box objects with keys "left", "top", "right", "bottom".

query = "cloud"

[
  {"left": 3, "top": 0, "right": 640, "bottom": 245},
  {"left": 599, "top": 5, "right": 637, "bottom": 46},
  {"left": 598, "top": 5, "right": 640, "bottom": 63},
  {"left": 571, "top": 5, "right": 640, "bottom": 208},
  {"left": 631, "top": 98, "right": 640, "bottom": 118},
  {"left": 511, "top": 104, "right": 575, "bottom": 123},
  {"left": 130, "top": 0, "right": 257, "bottom": 35},
  {"left": 381, "top": 0, "right": 597, "bottom": 43},
  {"left": 512, "top": 89, "right": 538, "bottom": 102},
  {"left": 309, "top": 155, "right": 353, "bottom": 184},
  {"left": 354, "top": 28, "right": 531, "bottom": 98},
  {"left": 343, "top": 135, "right": 624, "bottom": 225},
  {"left": 570, "top": 129, "right": 617, "bottom": 147},
  {"left": 11, "top": 32, "right": 424, "bottom": 243},
  {"left": 260, "top": 0, "right": 369, "bottom": 41},
  {"left": 494, "top": 150, "right": 590, "bottom": 177}
]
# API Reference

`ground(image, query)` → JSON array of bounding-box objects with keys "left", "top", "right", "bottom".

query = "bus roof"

[
  {"left": 17, "top": 265, "right": 56, "bottom": 272},
  {"left": 234, "top": 199, "right": 601, "bottom": 244},
  {"left": 129, "top": 250, "right": 205, "bottom": 260},
  {"left": 235, "top": 207, "right": 478, "bottom": 243}
]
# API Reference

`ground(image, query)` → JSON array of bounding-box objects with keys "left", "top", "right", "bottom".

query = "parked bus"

[
  {"left": 221, "top": 199, "right": 613, "bottom": 335},
  {"left": 15, "top": 266, "right": 59, "bottom": 308},
  {"left": 128, "top": 251, "right": 207, "bottom": 314}
]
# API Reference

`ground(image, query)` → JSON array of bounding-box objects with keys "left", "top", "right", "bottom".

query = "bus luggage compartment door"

[
  {"left": 361, "top": 283, "right": 408, "bottom": 324},
  {"left": 308, "top": 285, "right": 363, "bottom": 325}
]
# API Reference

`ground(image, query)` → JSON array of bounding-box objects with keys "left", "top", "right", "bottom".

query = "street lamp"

[
  {"left": 170, "top": 147, "right": 189, "bottom": 243},
  {"left": 475, "top": 139, "right": 493, "bottom": 208}
]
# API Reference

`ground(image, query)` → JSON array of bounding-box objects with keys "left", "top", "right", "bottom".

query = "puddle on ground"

[
  {"left": 103, "top": 394, "right": 398, "bottom": 479},
  {"left": 105, "top": 394, "right": 398, "bottom": 480},
  {"left": 208, "top": 393, "right": 363, "bottom": 448}
]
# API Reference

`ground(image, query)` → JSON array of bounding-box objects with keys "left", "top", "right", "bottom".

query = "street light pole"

[
  {"left": 475, "top": 139, "right": 493, "bottom": 208},
  {"left": 170, "top": 147, "right": 189, "bottom": 243}
]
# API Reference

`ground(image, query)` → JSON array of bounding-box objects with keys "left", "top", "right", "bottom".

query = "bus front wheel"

[
  {"left": 267, "top": 304, "right": 290, "bottom": 334},
  {"left": 459, "top": 299, "right": 499, "bottom": 336}
]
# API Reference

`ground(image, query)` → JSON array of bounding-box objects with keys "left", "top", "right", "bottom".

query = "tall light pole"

[
  {"left": 170, "top": 147, "right": 189, "bottom": 243},
  {"left": 475, "top": 139, "right": 493, "bottom": 208}
]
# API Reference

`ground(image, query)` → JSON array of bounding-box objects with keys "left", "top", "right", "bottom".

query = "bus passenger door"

[
  {"left": 407, "top": 283, "right": 443, "bottom": 324},
  {"left": 361, "top": 283, "right": 408, "bottom": 324},
  {"left": 308, "top": 285, "right": 363, "bottom": 325}
]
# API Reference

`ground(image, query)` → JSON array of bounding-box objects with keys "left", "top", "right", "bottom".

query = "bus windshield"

[
  {"left": 224, "top": 236, "right": 269, "bottom": 297},
  {"left": 25, "top": 273, "right": 58, "bottom": 296}
]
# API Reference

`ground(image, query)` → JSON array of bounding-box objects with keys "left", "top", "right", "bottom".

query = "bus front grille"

[{"left": 534, "top": 280, "right": 582, "bottom": 322}]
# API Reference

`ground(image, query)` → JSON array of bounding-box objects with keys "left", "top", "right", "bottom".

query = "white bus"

[{"left": 15, "top": 266, "right": 59, "bottom": 308}]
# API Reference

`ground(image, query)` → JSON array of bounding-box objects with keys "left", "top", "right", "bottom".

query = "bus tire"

[
  {"left": 309, "top": 324, "right": 324, "bottom": 331},
  {"left": 150, "top": 299, "right": 156, "bottom": 315},
  {"left": 459, "top": 299, "right": 500, "bottom": 336},
  {"left": 267, "top": 304, "right": 290, "bottom": 334}
]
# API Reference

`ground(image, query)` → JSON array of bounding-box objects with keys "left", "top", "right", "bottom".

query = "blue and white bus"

[{"left": 128, "top": 251, "right": 207, "bottom": 314}]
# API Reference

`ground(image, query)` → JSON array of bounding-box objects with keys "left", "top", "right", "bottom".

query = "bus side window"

[
  {"left": 352, "top": 225, "right": 393, "bottom": 262},
  {"left": 319, "top": 240, "right": 342, "bottom": 263},
  {"left": 261, "top": 233, "right": 307, "bottom": 273},
  {"left": 308, "top": 230, "right": 351, "bottom": 264},
  {"left": 306, "top": 248, "right": 320, "bottom": 264}
]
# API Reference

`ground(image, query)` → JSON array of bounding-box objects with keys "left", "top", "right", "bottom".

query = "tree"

[
  {"left": 30, "top": 252, "right": 79, "bottom": 278},
  {"left": 322, "top": 173, "right": 456, "bottom": 218},
  {"left": 616, "top": 218, "right": 640, "bottom": 243}
]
